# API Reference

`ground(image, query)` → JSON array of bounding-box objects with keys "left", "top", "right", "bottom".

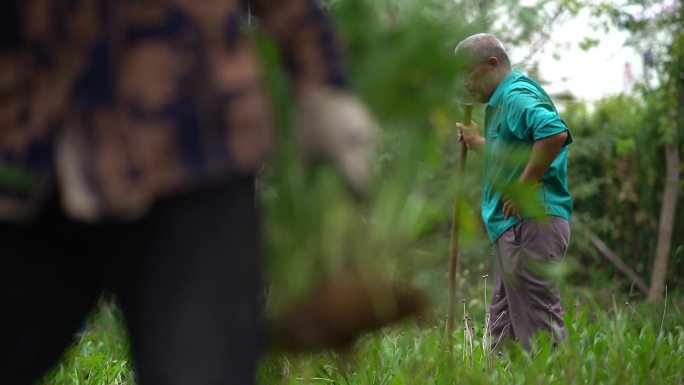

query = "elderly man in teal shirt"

[{"left": 455, "top": 33, "right": 572, "bottom": 351}]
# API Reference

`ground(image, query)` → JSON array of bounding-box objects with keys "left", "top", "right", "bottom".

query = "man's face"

[{"left": 463, "top": 62, "right": 496, "bottom": 103}]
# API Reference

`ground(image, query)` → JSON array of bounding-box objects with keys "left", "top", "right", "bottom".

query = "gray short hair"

[{"left": 454, "top": 33, "right": 510, "bottom": 68}]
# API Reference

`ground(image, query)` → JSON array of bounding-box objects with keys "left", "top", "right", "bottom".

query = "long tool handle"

[
  {"left": 460, "top": 104, "right": 472, "bottom": 168},
  {"left": 444, "top": 104, "right": 472, "bottom": 349}
]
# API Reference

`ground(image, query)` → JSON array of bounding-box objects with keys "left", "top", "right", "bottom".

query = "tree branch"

[{"left": 574, "top": 219, "right": 649, "bottom": 294}]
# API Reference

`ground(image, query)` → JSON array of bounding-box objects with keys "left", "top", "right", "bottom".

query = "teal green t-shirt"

[{"left": 482, "top": 69, "right": 573, "bottom": 243}]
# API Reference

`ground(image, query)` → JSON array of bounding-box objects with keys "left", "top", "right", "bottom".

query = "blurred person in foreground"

[
  {"left": 454, "top": 34, "right": 573, "bottom": 352},
  {"left": 0, "top": 1, "right": 378, "bottom": 384}
]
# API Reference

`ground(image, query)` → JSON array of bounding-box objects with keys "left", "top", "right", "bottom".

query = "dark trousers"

[
  {"left": 0, "top": 176, "right": 264, "bottom": 385},
  {"left": 488, "top": 216, "right": 570, "bottom": 351}
]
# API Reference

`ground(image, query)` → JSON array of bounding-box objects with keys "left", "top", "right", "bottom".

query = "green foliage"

[
  {"left": 564, "top": 96, "right": 660, "bottom": 280},
  {"left": 42, "top": 299, "right": 135, "bottom": 385},
  {"left": 256, "top": 0, "right": 481, "bottom": 306},
  {"left": 563, "top": 0, "right": 683, "bottom": 295},
  {"left": 0, "top": 164, "right": 37, "bottom": 193},
  {"left": 578, "top": 37, "right": 600, "bottom": 52}
]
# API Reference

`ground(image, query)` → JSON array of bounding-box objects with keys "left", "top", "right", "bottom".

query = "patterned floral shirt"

[{"left": 0, "top": 0, "right": 345, "bottom": 221}]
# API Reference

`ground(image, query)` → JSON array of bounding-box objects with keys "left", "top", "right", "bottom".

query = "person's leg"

[
  {"left": 0, "top": 201, "right": 102, "bottom": 385},
  {"left": 488, "top": 245, "right": 515, "bottom": 352},
  {"left": 495, "top": 217, "right": 570, "bottom": 351},
  {"left": 113, "top": 176, "right": 264, "bottom": 385}
]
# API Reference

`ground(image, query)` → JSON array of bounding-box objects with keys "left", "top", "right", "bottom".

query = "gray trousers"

[{"left": 488, "top": 216, "right": 570, "bottom": 351}]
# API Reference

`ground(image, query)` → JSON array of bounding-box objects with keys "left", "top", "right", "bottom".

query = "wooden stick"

[{"left": 444, "top": 104, "right": 472, "bottom": 349}]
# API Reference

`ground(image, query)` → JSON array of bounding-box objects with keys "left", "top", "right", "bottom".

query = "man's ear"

[{"left": 487, "top": 56, "right": 500, "bottom": 68}]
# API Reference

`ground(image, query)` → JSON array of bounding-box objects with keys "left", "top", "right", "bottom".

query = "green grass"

[
  {"left": 42, "top": 299, "right": 135, "bottom": 385},
  {"left": 259, "top": 288, "right": 684, "bottom": 385},
  {"left": 41, "top": 288, "right": 683, "bottom": 385}
]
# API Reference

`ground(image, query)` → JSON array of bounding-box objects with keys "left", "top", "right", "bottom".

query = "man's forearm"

[{"left": 519, "top": 132, "right": 568, "bottom": 185}]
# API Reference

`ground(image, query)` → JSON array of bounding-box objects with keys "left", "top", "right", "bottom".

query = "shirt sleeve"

[
  {"left": 251, "top": 0, "right": 347, "bottom": 92},
  {"left": 505, "top": 89, "right": 571, "bottom": 144}
]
